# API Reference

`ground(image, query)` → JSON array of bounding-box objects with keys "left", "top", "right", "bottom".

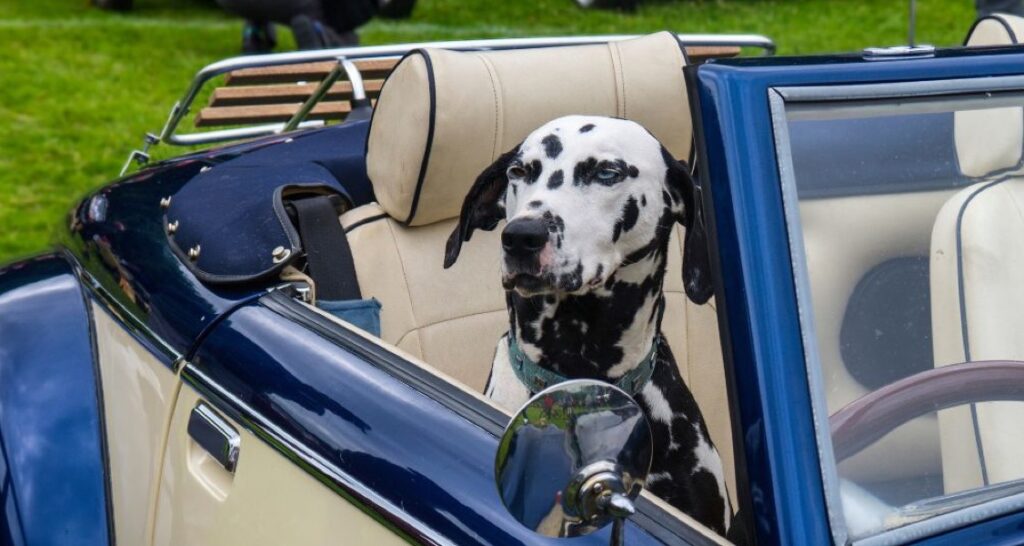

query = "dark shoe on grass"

[
  {"left": 291, "top": 15, "right": 358, "bottom": 50},
  {"left": 242, "top": 21, "right": 277, "bottom": 54}
]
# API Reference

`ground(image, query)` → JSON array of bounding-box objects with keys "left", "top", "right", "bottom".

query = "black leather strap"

[{"left": 290, "top": 196, "right": 361, "bottom": 301}]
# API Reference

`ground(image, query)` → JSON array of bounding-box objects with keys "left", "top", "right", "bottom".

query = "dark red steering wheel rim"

[{"left": 830, "top": 360, "right": 1024, "bottom": 463}]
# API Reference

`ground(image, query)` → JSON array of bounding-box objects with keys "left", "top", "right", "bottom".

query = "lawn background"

[{"left": 0, "top": 0, "right": 975, "bottom": 264}]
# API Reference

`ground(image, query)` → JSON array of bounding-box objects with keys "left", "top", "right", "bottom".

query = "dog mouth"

[
  {"left": 502, "top": 272, "right": 552, "bottom": 295},
  {"left": 502, "top": 269, "right": 592, "bottom": 296}
]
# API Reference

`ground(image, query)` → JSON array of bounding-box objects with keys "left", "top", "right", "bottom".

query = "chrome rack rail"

[{"left": 121, "top": 33, "right": 775, "bottom": 176}]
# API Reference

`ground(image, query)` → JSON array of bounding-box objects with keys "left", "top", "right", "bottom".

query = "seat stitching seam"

[
  {"left": 383, "top": 219, "right": 421, "bottom": 347},
  {"left": 602, "top": 43, "right": 618, "bottom": 117},
  {"left": 613, "top": 41, "right": 627, "bottom": 118},
  {"left": 395, "top": 308, "right": 508, "bottom": 346},
  {"left": 477, "top": 54, "right": 503, "bottom": 161}
]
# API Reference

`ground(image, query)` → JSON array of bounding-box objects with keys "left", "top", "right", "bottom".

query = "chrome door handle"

[{"left": 188, "top": 403, "right": 241, "bottom": 473}]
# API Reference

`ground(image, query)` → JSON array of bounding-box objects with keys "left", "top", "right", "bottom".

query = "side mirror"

[{"left": 494, "top": 379, "right": 653, "bottom": 544}]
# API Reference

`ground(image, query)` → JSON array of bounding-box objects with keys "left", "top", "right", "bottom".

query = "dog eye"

[
  {"left": 507, "top": 166, "right": 527, "bottom": 179},
  {"left": 596, "top": 168, "right": 620, "bottom": 181}
]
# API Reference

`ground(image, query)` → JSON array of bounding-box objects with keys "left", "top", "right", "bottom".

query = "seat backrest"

[
  {"left": 340, "top": 33, "right": 735, "bottom": 502},
  {"left": 930, "top": 13, "right": 1024, "bottom": 493}
]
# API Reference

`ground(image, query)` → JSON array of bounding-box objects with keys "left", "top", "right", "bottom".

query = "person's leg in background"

[{"left": 215, "top": 0, "right": 366, "bottom": 52}]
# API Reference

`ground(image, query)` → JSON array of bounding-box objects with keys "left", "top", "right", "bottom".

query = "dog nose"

[{"left": 502, "top": 218, "right": 549, "bottom": 256}]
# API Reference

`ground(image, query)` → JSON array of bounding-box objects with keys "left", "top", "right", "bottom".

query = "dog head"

[{"left": 444, "top": 115, "right": 712, "bottom": 304}]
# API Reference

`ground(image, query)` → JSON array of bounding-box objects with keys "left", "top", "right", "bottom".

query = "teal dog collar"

[{"left": 506, "top": 334, "right": 659, "bottom": 397}]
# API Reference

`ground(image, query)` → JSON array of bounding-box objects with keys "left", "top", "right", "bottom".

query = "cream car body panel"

[
  {"left": 153, "top": 386, "right": 405, "bottom": 546},
  {"left": 93, "top": 303, "right": 180, "bottom": 546}
]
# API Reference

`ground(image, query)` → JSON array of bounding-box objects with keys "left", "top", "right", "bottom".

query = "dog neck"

[{"left": 507, "top": 236, "right": 671, "bottom": 381}]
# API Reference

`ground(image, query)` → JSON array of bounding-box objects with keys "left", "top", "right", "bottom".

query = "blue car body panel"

[
  {"left": 692, "top": 46, "right": 1024, "bottom": 545},
  {"left": 0, "top": 255, "right": 110, "bottom": 546},
  {"left": 60, "top": 123, "right": 375, "bottom": 363}
]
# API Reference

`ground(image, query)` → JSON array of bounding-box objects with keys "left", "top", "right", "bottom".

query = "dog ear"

[
  {"left": 663, "top": 147, "right": 713, "bottom": 304},
  {"left": 444, "top": 145, "right": 520, "bottom": 268}
]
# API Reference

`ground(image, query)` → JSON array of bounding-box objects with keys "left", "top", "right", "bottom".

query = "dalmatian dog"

[{"left": 443, "top": 115, "right": 732, "bottom": 536}]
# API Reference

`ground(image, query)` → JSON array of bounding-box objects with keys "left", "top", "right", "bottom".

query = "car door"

[
  {"left": 151, "top": 289, "right": 729, "bottom": 545},
  {"left": 690, "top": 18, "right": 1024, "bottom": 545}
]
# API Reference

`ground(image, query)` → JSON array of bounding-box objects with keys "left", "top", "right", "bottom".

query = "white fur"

[
  {"left": 693, "top": 424, "right": 731, "bottom": 531},
  {"left": 641, "top": 381, "right": 675, "bottom": 424},
  {"left": 485, "top": 335, "right": 532, "bottom": 411}
]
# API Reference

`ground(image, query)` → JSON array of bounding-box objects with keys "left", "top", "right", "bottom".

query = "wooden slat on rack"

[
  {"left": 195, "top": 102, "right": 355, "bottom": 127},
  {"left": 224, "top": 58, "right": 399, "bottom": 85},
  {"left": 685, "top": 45, "right": 742, "bottom": 64},
  {"left": 209, "top": 80, "right": 385, "bottom": 107}
]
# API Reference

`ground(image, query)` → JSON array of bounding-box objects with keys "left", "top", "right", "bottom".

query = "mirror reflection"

[{"left": 495, "top": 379, "right": 652, "bottom": 538}]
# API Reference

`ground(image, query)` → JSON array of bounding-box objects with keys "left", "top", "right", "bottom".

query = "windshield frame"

[{"left": 769, "top": 75, "right": 1024, "bottom": 546}]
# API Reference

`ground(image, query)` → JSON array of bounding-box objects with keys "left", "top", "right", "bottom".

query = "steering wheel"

[{"left": 831, "top": 360, "right": 1024, "bottom": 463}]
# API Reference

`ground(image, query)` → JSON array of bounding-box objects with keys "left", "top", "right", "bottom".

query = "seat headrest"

[
  {"left": 365, "top": 32, "right": 693, "bottom": 226},
  {"left": 956, "top": 14, "right": 1024, "bottom": 177}
]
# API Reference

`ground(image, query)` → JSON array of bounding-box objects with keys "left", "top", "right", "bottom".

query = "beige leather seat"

[
  {"left": 931, "top": 13, "right": 1024, "bottom": 494},
  {"left": 338, "top": 32, "right": 736, "bottom": 500}
]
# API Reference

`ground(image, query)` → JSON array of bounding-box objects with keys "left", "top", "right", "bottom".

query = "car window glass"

[{"left": 777, "top": 88, "right": 1024, "bottom": 541}]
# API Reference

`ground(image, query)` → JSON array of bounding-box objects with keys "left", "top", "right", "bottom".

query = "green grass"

[{"left": 0, "top": 0, "right": 976, "bottom": 263}]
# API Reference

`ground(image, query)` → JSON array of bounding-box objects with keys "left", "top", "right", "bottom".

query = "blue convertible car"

[{"left": 5, "top": 12, "right": 1024, "bottom": 546}]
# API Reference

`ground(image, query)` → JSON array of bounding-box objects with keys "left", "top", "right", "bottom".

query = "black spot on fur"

[
  {"left": 542, "top": 211, "right": 565, "bottom": 249},
  {"left": 528, "top": 200, "right": 542, "bottom": 209},
  {"left": 542, "top": 134, "right": 562, "bottom": 159},
  {"left": 573, "top": 157, "right": 598, "bottom": 186},
  {"left": 594, "top": 264, "right": 604, "bottom": 280},
  {"left": 525, "top": 159, "right": 543, "bottom": 184},
  {"left": 547, "top": 169, "right": 564, "bottom": 189},
  {"left": 557, "top": 262, "right": 584, "bottom": 292},
  {"left": 641, "top": 194, "right": 647, "bottom": 207},
  {"left": 628, "top": 164, "right": 639, "bottom": 178},
  {"left": 579, "top": 124, "right": 595, "bottom": 133},
  {"left": 612, "top": 196, "right": 641, "bottom": 242}
]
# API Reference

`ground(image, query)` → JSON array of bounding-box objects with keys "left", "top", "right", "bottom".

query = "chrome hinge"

[{"left": 120, "top": 132, "right": 160, "bottom": 176}]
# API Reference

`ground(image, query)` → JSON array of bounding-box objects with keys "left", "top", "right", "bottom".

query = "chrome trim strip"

[
  {"left": 180, "top": 363, "right": 453, "bottom": 546},
  {"left": 188, "top": 403, "right": 241, "bottom": 473},
  {"left": 855, "top": 491, "right": 1024, "bottom": 546},
  {"left": 777, "top": 74, "right": 1024, "bottom": 103},
  {"left": 157, "top": 33, "right": 775, "bottom": 148},
  {"left": 169, "top": 121, "right": 324, "bottom": 146},
  {"left": 768, "top": 88, "right": 849, "bottom": 545},
  {"left": 342, "top": 58, "right": 367, "bottom": 102}
]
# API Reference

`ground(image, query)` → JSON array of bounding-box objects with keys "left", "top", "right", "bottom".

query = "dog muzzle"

[{"left": 506, "top": 334, "right": 659, "bottom": 398}]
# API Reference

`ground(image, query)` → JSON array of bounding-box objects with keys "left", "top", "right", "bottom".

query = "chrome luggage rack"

[{"left": 122, "top": 33, "right": 775, "bottom": 175}]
